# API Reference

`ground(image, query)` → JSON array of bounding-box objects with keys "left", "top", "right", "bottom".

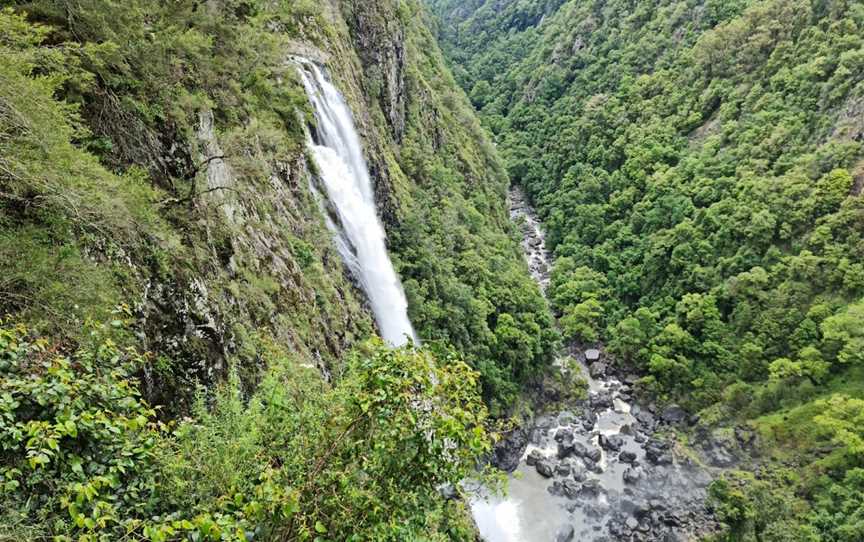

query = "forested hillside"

[
  {"left": 429, "top": 0, "right": 864, "bottom": 539},
  {"left": 0, "top": 0, "right": 555, "bottom": 539}
]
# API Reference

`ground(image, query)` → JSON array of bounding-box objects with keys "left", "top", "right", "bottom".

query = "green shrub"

[{"left": 0, "top": 320, "right": 491, "bottom": 541}]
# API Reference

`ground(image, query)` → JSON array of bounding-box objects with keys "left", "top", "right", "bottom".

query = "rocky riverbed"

[{"left": 468, "top": 188, "right": 720, "bottom": 542}]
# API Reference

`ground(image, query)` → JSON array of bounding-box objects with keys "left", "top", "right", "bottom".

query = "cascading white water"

[{"left": 296, "top": 59, "right": 417, "bottom": 347}]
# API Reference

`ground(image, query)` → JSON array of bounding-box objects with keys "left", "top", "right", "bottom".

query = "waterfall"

[{"left": 295, "top": 59, "right": 417, "bottom": 347}]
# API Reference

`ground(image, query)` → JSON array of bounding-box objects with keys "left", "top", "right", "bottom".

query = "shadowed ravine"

[{"left": 469, "top": 188, "right": 718, "bottom": 542}]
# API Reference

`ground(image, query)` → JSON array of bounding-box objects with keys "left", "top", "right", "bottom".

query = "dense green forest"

[
  {"left": 428, "top": 0, "right": 864, "bottom": 539},
  {"left": 0, "top": 0, "right": 554, "bottom": 539}
]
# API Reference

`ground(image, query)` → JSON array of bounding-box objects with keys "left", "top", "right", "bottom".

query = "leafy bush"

[{"left": 0, "top": 320, "right": 490, "bottom": 541}]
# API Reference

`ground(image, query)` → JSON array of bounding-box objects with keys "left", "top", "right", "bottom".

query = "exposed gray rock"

[
  {"left": 536, "top": 459, "right": 555, "bottom": 478},
  {"left": 585, "top": 349, "right": 601, "bottom": 361},
  {"left": 623, "top": 466, "right": 643, "bottom": 484},
  {"left": 526, "top": 449, "right": 544, "bottom": 466},
  {"left": 572, "top": 463, "right": 587, "bottom": 482},
  {"left": 661, "top": 404, "right": 688, "bottom": 425},
  {"left": 619, "top": 450, "right": 638, "bottom": 463},
  {"left": 571, "top": 441, "right": 588, "bottom": 458},
  {"left": 590, "top": 393, "right": 613, "bottom": 409},
  {"left": 555, "top": 461, "right": 572, "bottom": 476},
  {"left": 493, "top": 428, "right": 528, "bottom": 472},
  {"left": 550, "top": 478, "right": 583, "bottom": 500},
  {"left": 600, "top": 434, "right": 625, "bottom": 452},
  {"left": 555, "top": 427, "right": 574, "bottom": 442},
  {"left": 579, "top": 479, "right": 603, "bottom": 498}
]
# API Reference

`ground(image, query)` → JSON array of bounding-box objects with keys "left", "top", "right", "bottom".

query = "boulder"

[
  {"left": 623, "top": 466, "right": 643, "bottom": 485},
  {"left": 704, "top": 445, "right": 736, "bottom": 468},
  {"left": 600, "top": 434, "right": 625, "bottom": 451},
  {"left": 585, "top": 446, "right": 602, "bottom": 463},
  {"left": 658, "top": 453, "right": 674, "bottom": 465},
  {"left": 619, "top": 450, "right": 638, "bottom": 463},
  {"left": 492, "top": 428, "right": 528, "bottom": 472},
  {"left": 586, "top": 460, "right": 604, "bottom": 473},
  {"left": 581, "top": 415, "right": 596, "bottom": 431},
  {"left": 579, "top": 479, "right": 603, "bottom": 499},
  {"left": 661, "top": 404, "right": 688, "bottom": 425},
  {"left": 703, "top": 429, "right": 738, "bottom": 467},
  {"left": 562, "top": 479, "right": 582, "bottom": 500},
  {"left": 585, "top": 349, "right": 602, "bottom": 361},
  {"left": 571, "top": 441, "right": 588, "bottom": 458},
  {"left": 554, "top": 427, "right": 574, "bottom": 443},
  {"left": 555, "top": 462, "right": 572, "bottom": 476},
  {"left": 526, "top": 449, "right": 544, "bottom": 466},
  {"left": 571, "top": 463, "right": 587, "bottom": 482},
  {"left": 645, "top": 439, "right": 672, "bottom": 465},
  {"left": 536, "top": 459, "right": 555, "bottom": 478},
  {"left": 590, "top": 393, "right": 614, "bottom": 409},
  {"left": 636, "top": 410, "right": 656, "bottom": 428}
]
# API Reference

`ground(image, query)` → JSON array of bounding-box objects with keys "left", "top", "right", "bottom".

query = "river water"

[{"left": 469, "top": 187, "right": 714, "bottom": 542}]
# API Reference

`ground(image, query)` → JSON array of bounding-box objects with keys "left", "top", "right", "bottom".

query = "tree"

[
  {"left": 560, "top": 299, "right": 604, "bottom": 343},
  {"left": 469, "top": 80, "right": 493, "bottom": 108},
  {"left": 821, "top": 301, "right": 864, "bottom": 365}
]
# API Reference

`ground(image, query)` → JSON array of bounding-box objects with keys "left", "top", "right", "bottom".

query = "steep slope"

[
  {"left": 430, "top": 0, "right": 864, "bottom": 539},
  {"left": 0, "top": 0, "right": 555, "bottom": 539},
  {"left": 1, "top": 0, "right": 555, "bottom": 409}
]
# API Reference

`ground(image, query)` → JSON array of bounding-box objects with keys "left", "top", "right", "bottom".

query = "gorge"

[
  {"left": 470, "top": 189, "right": 716, "bottom": 542},
  {"left": 3, "top": 0, "right": 864, "bottom": 541}
]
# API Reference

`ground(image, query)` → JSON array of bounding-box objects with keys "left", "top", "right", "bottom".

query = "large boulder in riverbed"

[
  {"left": 581, "top": 411, "right": 598, "bottom": 430},
  {"left": 536, "top": 459, "right": 555, "bottom": 478},
  {"left": 555, "top": 461, "right": 572, "bottom": 476},
  {"left": 590, "top": 393, "right": 614, "bottom": 409},
  {"left": 550, "top": 478, "right": 583, "bottom": 500},
  {"left": 526, "top": 449, "right": 544, "bottom": 466},
  {"left": 623, "top": 466, "right": 643, "bottom": 484},
  {"left": 571, "top": 441, "right": 588, "bottom": 458},
  {"left": 619, "top": 450, "right": 637, "bottom": 463},
  {"left": 636, "top": 409, "right": 656, "bottom": 429},
  {"left": 578, "top": 479, "right": 603, "bottom": 499},
  {"left": 585, "top": 349, "right": 601, "bottom": 361},
  {"left": 585, "top": 446, "right": 602, "bottom": 463},
  {"left": 492, "top": 428, "right": 528, "bottom": 472},
  {"left": 554, "top": 427, "right": 574, "bottom": 442},
  {"left": 600, "top": 434, "right": 625, "bottom": 451},
  {"left": 571, "top": 462, "right": 587, "bottom": 482}
]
